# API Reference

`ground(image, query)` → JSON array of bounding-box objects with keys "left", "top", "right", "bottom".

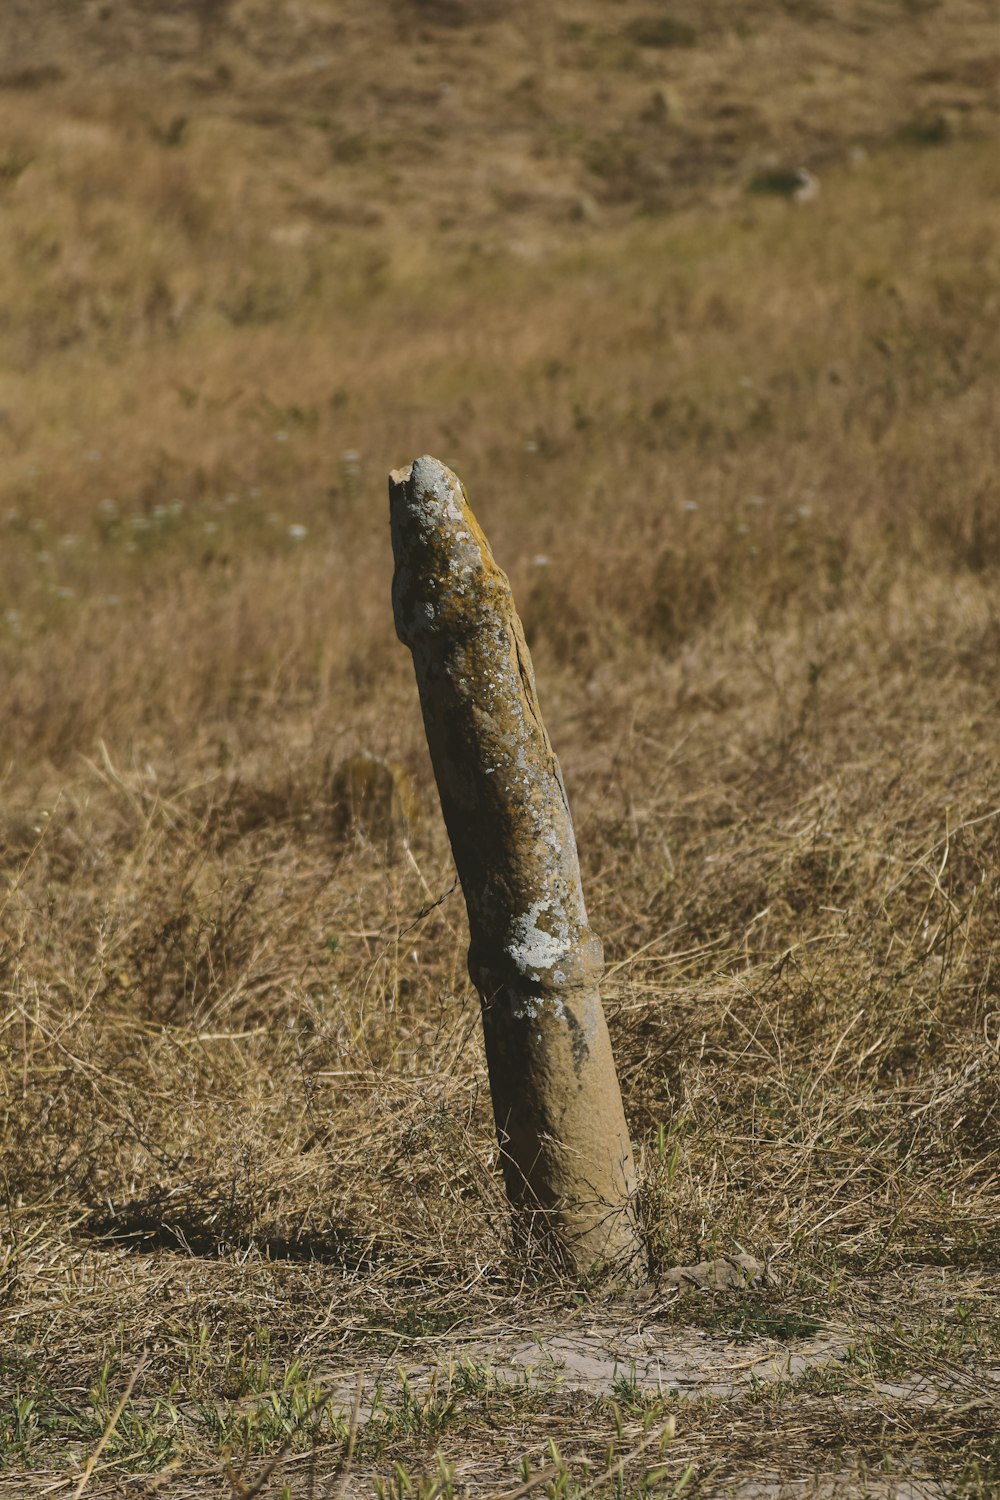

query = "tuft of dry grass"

[{"left": 2, "top": 1, "right": 1000, "bottom": 1495}]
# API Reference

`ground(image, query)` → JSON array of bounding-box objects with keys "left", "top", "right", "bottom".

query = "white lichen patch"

[
  {"left": 510, "top": 992, "right": 567, "bottom": 1022},
  {"left": 409, "top": 455, "right": 466, "bottom": 528},
  {"left": 508, "top": 900, "right": 570, "bottom": 977}
]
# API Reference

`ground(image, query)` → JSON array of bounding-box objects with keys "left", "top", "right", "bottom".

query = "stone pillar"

[{"left": 389, "top": 456, "right": 644, "bottom": 1279}]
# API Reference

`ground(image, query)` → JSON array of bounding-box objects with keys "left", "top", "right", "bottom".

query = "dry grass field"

[{"left": 2, "top": 1, "right": 1000, "bottom": 1495}]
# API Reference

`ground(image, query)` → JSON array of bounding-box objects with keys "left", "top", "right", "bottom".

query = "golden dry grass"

[{"left": 1, "top": 1, "right": 1000, "bottom": 1495}]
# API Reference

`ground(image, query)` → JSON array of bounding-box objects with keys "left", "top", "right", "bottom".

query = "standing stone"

[{"left": 389, "top": 456, "right": 644, "bottom": 1279}]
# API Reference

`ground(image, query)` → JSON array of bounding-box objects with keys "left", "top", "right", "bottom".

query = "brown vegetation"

[{"left": 1, "top": 1, "right": 999, "bottom": 1494}]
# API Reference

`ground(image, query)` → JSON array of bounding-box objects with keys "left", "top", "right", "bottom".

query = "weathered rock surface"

[{"left": 661, "top": 1252, "right": 768, "bottom": 1292}]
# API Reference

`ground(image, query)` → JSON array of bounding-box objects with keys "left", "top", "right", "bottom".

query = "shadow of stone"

[{"left": 80, "top": 1198, "right": 380, "bottom": 1268}]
